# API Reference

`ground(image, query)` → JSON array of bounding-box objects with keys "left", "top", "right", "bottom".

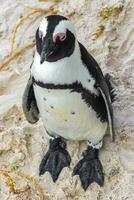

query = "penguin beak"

[
  {"left": 40, "top": 51, "right": 45, "bottom": 64},
  {"left": 40, "top": 39, "right": 56, "bottom": 64},
  {"left": 40, "top": 49, "right": 54, "bottom": 64}
]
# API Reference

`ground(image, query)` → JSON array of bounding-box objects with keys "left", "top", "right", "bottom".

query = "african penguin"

[{"left": 22, "top": 15, "right": 115, "bottom": 191}]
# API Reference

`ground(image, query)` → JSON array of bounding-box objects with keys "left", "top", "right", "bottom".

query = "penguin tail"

[{"left": 104, "top": 73, "right": 116, "bottom": 103}]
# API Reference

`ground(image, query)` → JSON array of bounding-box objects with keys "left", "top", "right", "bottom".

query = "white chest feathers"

[{"left": 34, "top": 85, "right": 107, "bottom": 144}]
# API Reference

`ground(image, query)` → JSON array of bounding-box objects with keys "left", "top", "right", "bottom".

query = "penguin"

[{"left": 22, "top": 15, "right": 115, "bottom": 191}]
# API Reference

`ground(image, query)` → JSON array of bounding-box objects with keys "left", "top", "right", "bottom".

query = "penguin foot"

[
  {"left": 39, "top": 137, "right": 71, "bottom": 182},
  {"left": 73, "top": 147, "right": 104, "bottom": 190}
]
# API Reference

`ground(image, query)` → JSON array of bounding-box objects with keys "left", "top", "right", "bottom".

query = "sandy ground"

[{"left": 0, "top": 0, "right": 134, "bottom": 199}]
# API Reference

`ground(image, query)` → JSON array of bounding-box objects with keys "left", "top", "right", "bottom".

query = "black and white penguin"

[{"left": 22, "top": 15, "right": 115, "bottom": 190}]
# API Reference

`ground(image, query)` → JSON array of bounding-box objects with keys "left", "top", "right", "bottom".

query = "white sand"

[{"left": 0, "top": 0, "right": 134, "bottom": 199}]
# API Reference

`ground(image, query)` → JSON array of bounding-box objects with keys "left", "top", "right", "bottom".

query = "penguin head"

[{"left": 36, "top": 15, "right": 76, "bottom": 63}]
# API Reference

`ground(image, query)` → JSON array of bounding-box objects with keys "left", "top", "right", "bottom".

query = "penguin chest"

[{"left": 34, "top": 85, "right": 107, "bottom": 142}]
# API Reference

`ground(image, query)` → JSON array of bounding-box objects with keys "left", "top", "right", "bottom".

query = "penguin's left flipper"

[
  {"left": 79, "top": 43, "right": 115, "bottom": 141},
  {"left": 22, "top": 76, "right": 39, "bottom": 124},
  {"left": 73, "top": 147, "right": 104, "bottom": 191}
]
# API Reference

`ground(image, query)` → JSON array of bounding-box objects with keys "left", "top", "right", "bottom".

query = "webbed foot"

[
  {"left": 73, "top": 147, "right": 104, "bottom": 190},
  {"left": 39, "top": 138, "right": 71, "bottom": 182}
]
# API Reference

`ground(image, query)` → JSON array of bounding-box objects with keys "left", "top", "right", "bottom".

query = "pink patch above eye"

[
  {"left": 53, "top": 32, "right": 66, "bottom": 42},
  {"left": 39, "top": 30, "right": 43, "bottom": 40}
]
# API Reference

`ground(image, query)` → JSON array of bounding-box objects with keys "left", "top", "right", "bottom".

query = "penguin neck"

[{"left": 31, "top": 40, "right": 83, "bottom": 85}]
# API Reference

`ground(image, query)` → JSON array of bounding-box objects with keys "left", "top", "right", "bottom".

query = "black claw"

[
  {"left": 39, "top": 138, "right": 71, "bottom": 182},
  {"left": 73, "top": 147, "right": 104, "bottom": 190}
]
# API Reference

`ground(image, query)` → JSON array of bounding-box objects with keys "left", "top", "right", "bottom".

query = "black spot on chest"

[{"left": 71, "top": 112, "right": 75, "bottom": 115}]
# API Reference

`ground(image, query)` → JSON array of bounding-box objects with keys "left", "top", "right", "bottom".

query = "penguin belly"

[{"left": 34, "top": 85, "right": 107, "bottom": 144}]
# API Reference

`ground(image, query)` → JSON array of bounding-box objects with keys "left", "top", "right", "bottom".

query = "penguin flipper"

[
  {"left": 79, "top": 43, "right": 115, "bottom": 141},
  {"left": 22, "top": 76, "right": 39, "bottom": 124},
  {"left": 98, "top": 84, "right": 115, "bottom": 141}
]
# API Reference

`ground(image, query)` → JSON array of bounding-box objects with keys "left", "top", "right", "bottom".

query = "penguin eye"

[
  {"left": 53, "top": 32, "right": 66, "bottom": 43},
  {"left": 60, "top": 34, "right": 66, "bottom": 41},
  {"left": 39, "top": 30, "right": 44, "bottom": 41}
]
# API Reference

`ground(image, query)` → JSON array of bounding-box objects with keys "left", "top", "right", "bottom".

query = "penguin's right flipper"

[{"left": 22, "top": 76, "right": 39, "bottom": 124}]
